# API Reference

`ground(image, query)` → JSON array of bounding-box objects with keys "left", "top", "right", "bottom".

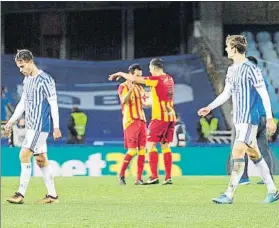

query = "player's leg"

[
  {"left": 160, "top": 121, "right": 175, "bottom": 185},
  {"left": 145, "top": 141, "right": 158, "bottom": 184},
  {"left": 145, "top": 120, "right": 162, "bottom": 184},
  {"left": 7, "top": 147, "right": 33, "bottom": 204},
  {"left": 119, "top": 122, "right": 139, "bottom": 185},
  {"left": 231, "top": 125, "right": 250, "bottom": 185},
  {"left": 35, "top": 150, "right": 58, "bottom": 204},
  {"left": 135, "top": 120, "right": 146, "bottom": 185},
  {"left": 247, "top": 145, "right": 278, "bottom": 203},
  {"left": 256, "top": 116, "right": 274, "bottom": 184},
  {"left": 160, "top": 142, "right": 173, "bottom": 185},
  {"left": 213, "top": 124, "right": 252, "bottom": 204}
]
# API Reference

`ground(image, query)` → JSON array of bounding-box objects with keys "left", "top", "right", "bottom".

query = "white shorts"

[
  {"left": 22, "top": 130, "right": 48, "bottom": 155},
  {"left": 234, "top": 123, "right": 258, "bottom": 147}
]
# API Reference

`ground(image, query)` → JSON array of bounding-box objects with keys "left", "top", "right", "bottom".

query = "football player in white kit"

[
  {"left": 5, "top": 49, "right": 62, "bottom": 204},
  {"left": 198, "top": 35, "right": 278, "bottom": 204}
]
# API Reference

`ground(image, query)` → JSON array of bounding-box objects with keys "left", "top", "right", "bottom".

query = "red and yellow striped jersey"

[
  {"left": 144, "top": 74, "right": 176, "bottom": 122},
  {"left": 118, "top": 83, "right": 146, "bottom": 129}
]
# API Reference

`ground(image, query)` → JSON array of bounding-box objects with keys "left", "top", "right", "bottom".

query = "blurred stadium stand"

[
  {"left": 1, "top": 1, "right": 279, "bottom": 146},
  {"left": 1, "top": 53, "right": 227, "bottom": 145}
]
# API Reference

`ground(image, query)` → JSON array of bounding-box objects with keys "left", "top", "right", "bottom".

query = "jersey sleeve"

[
  {"left": 143, "top": 76, "right": 159, "bottom": 87},
  {"left": 42, "top": 77, "right": 57, "bottom": 99},
  {"left": 249, "top": 66, "right": 265, "bottom": 88}
]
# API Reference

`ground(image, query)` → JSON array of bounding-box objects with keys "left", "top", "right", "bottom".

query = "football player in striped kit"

[
  {"left": 5, "top": 49, "right": 62, "bottom": 204},
  {"left": 198, "top": 35, "right": 278, "bottom": 204}
]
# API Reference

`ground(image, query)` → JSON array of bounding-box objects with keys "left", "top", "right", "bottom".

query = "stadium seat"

[
  {"left": 262, "top": 51, "right": 278, "bottom": 61},
  {"left": 247, "top": 41, "right": 257, "bottom": 51},
  {"left": 269, "top": 70, "right": 279, "bottom": 88},
  {"left": 256, "top": 31, "right": 272, "bottom": 43},
  {"left": 266, "top": 60, "right": 279, "bottom": 72},
  {"left": 274, "top": 31, "right": 279, "bottom": 44},
  {"left": 240, "top": 31, "right": 254, "bottom": 42},
  {"left": 275, "top": 44, "right": 279, "bottom": 54},
  {"left": 246, "top": 50, "right": 261, "bottom": 58},
  {"left": 258, "top": 41, "right": 274, "bottom": 53}
]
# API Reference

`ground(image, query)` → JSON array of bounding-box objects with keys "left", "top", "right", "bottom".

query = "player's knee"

[
  {"left": 161, "top": 144, "right": 171, "bottom": 154},
  {"left": 248, "top": 151, "right": 261, "bottom": 161},
  {"left": 232, "top": 142, "right": 246, "bottom": 158},
  {"left": 146, "top": 142, "right": 156, "bottom": 153},
  {"left": 19, "top": 148, "right": 32, "bottom": 163},
  {"left": 127, "top": 148, "right": 137, "bottom": 156},
  {"left": 149, "top": 147, "right": 158, "bottom": 153},
  {"left": 35, "top": 154, "right": 48, "bottom": 168},
  {"left": 247, "top": 147, "right": 261, "bottom": 161}
]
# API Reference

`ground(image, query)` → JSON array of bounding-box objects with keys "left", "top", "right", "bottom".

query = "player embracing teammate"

[{"left": 110, "top": 58, "right": 176, "bottom": 185}]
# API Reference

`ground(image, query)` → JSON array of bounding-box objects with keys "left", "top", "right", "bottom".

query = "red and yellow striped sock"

[{"left": 162, "top": 147, "right": 172, "bottom": 180}]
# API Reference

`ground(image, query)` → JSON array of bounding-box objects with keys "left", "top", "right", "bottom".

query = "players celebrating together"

[{"left": 109, "top": 58, "right": 176, "bottom": 185}]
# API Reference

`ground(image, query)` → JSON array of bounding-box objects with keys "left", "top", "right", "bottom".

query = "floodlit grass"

[{"left": 2, "top": 176, "right": 279, "bottom": 228}]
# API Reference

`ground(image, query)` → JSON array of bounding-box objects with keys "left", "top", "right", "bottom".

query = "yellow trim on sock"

[
  {"left": 162, "top": 147, "right": 171, "bottom": 153},
  {"left": 138, "top": 149, "right": 145, "bottom": 155},
  {"left": 127, "top": 149, "right": 137, "bottom": 156}
]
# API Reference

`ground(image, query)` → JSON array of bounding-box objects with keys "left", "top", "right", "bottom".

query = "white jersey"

[
  {"left": 226, "top": 59, "right": 264, "bottom": 125},
  {"left": 22, "top": 70, "right": 57, "bottom": 132}
]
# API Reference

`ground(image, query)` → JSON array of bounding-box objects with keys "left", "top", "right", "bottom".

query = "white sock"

[
  {"left": 40, "top": 164, "right": 57, "bottom": 197},
  {"left": 225, "top": 159, "right": 245, "bottom": 199},
  {"left": 254, "top": 157, "right": 277, "bottom": 193},
  {"left": 18, "top": 163, "right": 32, "bottom": 196}
]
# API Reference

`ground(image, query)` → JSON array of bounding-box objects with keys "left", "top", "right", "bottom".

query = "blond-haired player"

[{"left": 198, "top": 35, "right": 278, "bottom": 204}]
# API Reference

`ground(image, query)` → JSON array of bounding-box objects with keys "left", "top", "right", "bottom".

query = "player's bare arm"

[
  {"left": 109, "top": 72, "right": 145, "bottom": 84},
  {"left": 254, "top": 84, "right": 277, "bottom": 135},
  {"left": 47, "top": 94, "right": 62, "bottom": 140},
  {"left": 121, "top": 83, "right": 136, "bottom": 104}
]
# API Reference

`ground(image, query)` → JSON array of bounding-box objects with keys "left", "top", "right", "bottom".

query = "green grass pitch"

[{"left": 2, "top": 176, "right": 279, "bottom": 228}]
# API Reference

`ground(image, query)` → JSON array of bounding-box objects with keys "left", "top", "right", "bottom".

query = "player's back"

[
  {"left": 226, "top": 60, "right": 262, "bottom": 124},
  {"left": 23, "top": 70, "right": 55, "bottom": 132},
  {"left": 150, "top": 74, "right": 176, "bottom": 122}
]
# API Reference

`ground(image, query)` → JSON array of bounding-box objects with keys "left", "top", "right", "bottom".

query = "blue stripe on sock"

[
  {"left": 253, "top": 156, "right": 263, "bottom": 164},
  {"left": 233, "top": 158, "right": 245, "bottom": 162}
]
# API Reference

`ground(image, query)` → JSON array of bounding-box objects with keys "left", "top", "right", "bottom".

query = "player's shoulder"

[
  {"left": 118, "top": 82, "right": 126, "bottom": 88},
  {"left": 243, "top": 60, "right": 257, "bottom": 70},
  {"left": 118, "top": 82, "right": 127, "bottom": 91},
  {"left": 38, "top": 70, "right": 54, "bottom": 82}
]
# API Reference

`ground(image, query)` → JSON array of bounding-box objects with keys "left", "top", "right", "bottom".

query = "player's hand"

[
  {"left": 53, "top": 128, "right": 62, "bottom": 140},
  {"left": 127, "top": 82, "right": 136, "bottom": 90},
  {"left": 108, "top": 72, "right": 124, "bottom": 81},
  {"left": 266, "top": 118, "right": 277, "bottom": 136},
  {"left": 197, "top": 106, "right": 212, "bottom": 117},
  {"left": 77, "top": 135, "right": 82, "bottom": 140},
  {"left": 4, "top": 121, "right": 13, "bottom": 132}
]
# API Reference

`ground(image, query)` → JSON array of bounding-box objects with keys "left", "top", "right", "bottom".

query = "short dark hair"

[
  {"left": 247, "top": 56, "right": 258, "bottom": 66},
  {"left": 150, "top": 58, "right": 164, "bottom": 69},
  {"left": 128, "top": 63, "right": 142, "bottom": 74},
  {"left": 15, "top": 49, "right": 34, "bottom": 62}
]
